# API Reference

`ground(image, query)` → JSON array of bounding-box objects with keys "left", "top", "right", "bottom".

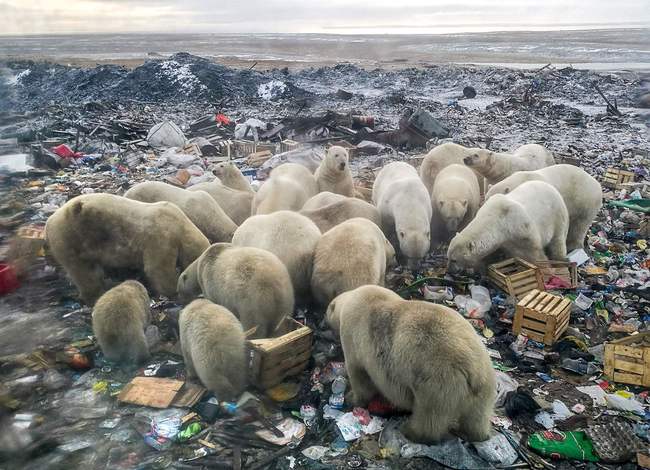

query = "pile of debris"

[{"left": 0, "top": 56, "right": 649, "bottom": 469}]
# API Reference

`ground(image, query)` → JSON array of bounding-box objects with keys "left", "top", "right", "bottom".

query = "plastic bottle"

[{"left": 329, "top": 376, "right": 347, "bottom": 409}]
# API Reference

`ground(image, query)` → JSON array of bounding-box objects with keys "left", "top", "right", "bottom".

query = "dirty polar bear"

[
  {"left": 92, "top": 280, "right": 151, "bottom": 365},
  {"left": 212, "top": 161, "right": 254, "bottom": 193},
  {"left": 232, "top": 211, "right": 321, "bottom": 299},
  {"left": 448, "top": 180, "right": 569, "bottom": 272},
  {"left": 372, "top": 162, "right": 432, "bottom": 266},
  {"left": 300, "top": 195, "right": 381, "bottom": 233},
  {"left": 179, "top": 299, "right": 246, "bottom": 401},
  {"left": 419, "top": 142, "right": 485, "bottom": 195},
  {"left": 124, "top": 181, "right": 237, "bottom": 243},
  {"left": 45, "top": 193, "right": 209, "bottom": 305},
  {"left": 188, "top": 182, "right": 252, "bottom": 226},
  {"left": 463, "top": 143, "right": 556, "bottom": 185},
  {"left": 431, "top": 164, "right": 480, "bottom": 241},
  {"left": 253, "top": 163, "right": 318, "bottom": 214},
  {"left": 326, "top": 285, "right": 495, "bottom": 443},
  {"left": 485, "top": 164, "right": 603, "bottom": 251},
  {"left": 311, "top": 218, "right": 396, "bottom": 306},
  {"left": 314, "top": 146, "right": 355, "bottom": 196},
  {"left": 177, "top": 243, "right": 293, "bottom": 338}
]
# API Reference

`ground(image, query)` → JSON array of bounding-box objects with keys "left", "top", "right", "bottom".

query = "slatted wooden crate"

[
  {"left": 487, "top": 258, "right": 544, "bottom": 299},
  {"left": 604, "top": 333, "right": 650, "bottom": 387},
  {"left": 513, "top": 289, "right": 572, "bottom": 345},
  {"left": 535, "top": 260, "right": 578, "bottom": 289},
  {"left": 602, "top": 168, "right": 635, "bottom": 190},
  {"left": 246, "top": 317, "right": 313, "bottom": 390}
]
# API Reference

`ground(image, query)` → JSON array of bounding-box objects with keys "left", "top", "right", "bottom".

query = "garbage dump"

[{"left": 0, "top": 53, "right": 649, "bottom": 469}]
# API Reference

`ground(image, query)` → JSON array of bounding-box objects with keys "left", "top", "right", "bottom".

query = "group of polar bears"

[{"left": 45, "top": 141, "right": 602, "bottom": 444}]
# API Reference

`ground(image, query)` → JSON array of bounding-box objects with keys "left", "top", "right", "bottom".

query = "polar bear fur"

[
  {"left": 326, "top": 285, "right": 495, "bottom": 443},
  {"left": 419, "top": 142, "right": 484, "bottom": 195},
  {"left": 372, "top": 162, "right": 432, "bottom": 267},
  {"left": 311, "top": 218, "right": 396, "bottom": 305},
  {"left": 125, "top": 181, "right": 237, "bottom": 243},
  {"left": 45, "top": 193, "right": 209, "bottom": 305},
  {"left": 92, "top": 280, "right": 151, "bottom": 364},
  {"left": 179, "top": 299, "right": 246, "bottom": 401},
  {"left": 253, "top": 163, "right": 319, "bottom": 214},
  {"left": 232, "top": 211, "right": 321, "bottom": 299},
  {"left": 302, "top": 191, "right": 347, "bottom": 211},
  {"left": 447, "top": 181, "right": 569, "bottom": 273},
  {"left": 431, "top": 164, "right": 480, "bottom": 242},
  {"left": 463, "top": 143, "right": 556, "bottom": 185},
  {"left": 314, "top": 146, "right": 354, "bottom": 196},
  {"left": 188, "top": 181, "right": 253, "bottom": 225},
  {"left": 300, "top": 197, "right": 381, "bottom": 233},
  {"left": 485, "top": 165, "right": 602, "bottom": 251},
  {"left": 212, "top": 161, "right": 253, "bottom": 193},
  {"left": 177, "top": 243, "right": 293, "bottom": 338}
]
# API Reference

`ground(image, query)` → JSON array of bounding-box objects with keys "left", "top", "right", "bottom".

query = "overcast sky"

[{"left": 2, "top": 0, "right": 649, "bottom": 35}]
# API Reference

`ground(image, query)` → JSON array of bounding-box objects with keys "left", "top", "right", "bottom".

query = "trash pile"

[{"left": 0, "top": 55, "right": 649, "bottom": 469}]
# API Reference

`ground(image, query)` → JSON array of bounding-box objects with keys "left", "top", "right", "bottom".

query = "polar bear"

[
  {"left": 232, "top": 211, "right": 321, "bottom": 300},
  {"left": 179, "top": 299, "right": 246, "bottom": 401},
  {"left": 419, "top": 142, "right": 485, "bottom": 195},
  {"left": 485, "top": 164, "right": 602, "bottom": 251},
  {"left": 92, "top": 280, "right": 151, "bottom": 365},
  {"left": 431, "top": 164, "right": 480, "bottom": 242},
  {"left": 326, "top": 285, "right": 495, "bottom": 443},
  {"left": 300, "top": 197, "right": 381, "bottom": 233},
  {"left": 314, "top": 146, "right": 354, "bottom": 196},
  {"left": 311, "top": 218, "right": 396, "bottom": 305},
  {"left": 447, "top": 180, "right": 569, "bottom": 273},
  {"left": 177, "top": 243, "right": 293, "bottom": 338},
  {"left": 372, "top": 162, "right": 432, "bottom": 268},
  {"left": 463, "top": 143, "right": 556, "bottom": 185},
  {"left": 124, "top": 181, "right": 237, "bottom": 243},
  {"left": 212, "top": 161, "right": 253, "bottom": 193},
  {"left": 45, "top": 193, "right": 209, "bottom": 305},
  {"left": 253, "top": 163, "right": 319, "bottom": 214}
]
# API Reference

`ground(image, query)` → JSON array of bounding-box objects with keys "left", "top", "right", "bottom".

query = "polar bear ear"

[
  {"left": 468, "top": 240, "right": 476, "bottom": 252},
  {"left": 504, "top": 187, "right": 510, "bottom": 194},
  {"left": 461, "top": 200, "right": 468, "bottom": 208}
]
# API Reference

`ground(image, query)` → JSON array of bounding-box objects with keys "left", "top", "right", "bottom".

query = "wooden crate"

[
  {"left": 602, "top": 168, "right": 635, "bottom": 190},
  {"left": 604, "top": 333, "right": 650, "bottom": 387},
  {"left": 535, "top": 260, "right": 578, "bottom": 289},
  {"left": 487, "top": 258, "right": 544, "bottom": 299},
  {"left": 513, "top": 289, "right": 572, "bottom": 345},
  {"left": 246, "top": 317, "right": 312, "bottom": 390}
]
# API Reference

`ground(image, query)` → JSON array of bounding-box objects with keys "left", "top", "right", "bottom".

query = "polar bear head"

[
  {"left": 438, "top": 199, "right": 468, "bottom": 233},
  {"left": 326, "top": 146, "right": 350, "bottom": 172},
  {"left": 463, "top": 149, "right": 494, "bottom": 169}
]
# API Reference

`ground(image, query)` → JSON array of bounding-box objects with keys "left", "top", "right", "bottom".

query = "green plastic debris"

[
  {"left": 528, "top": 431, "right": 599, "bottom": 462},
  {"left": 178, "top": 422, "right": 201, "bottom": 441},
  {"left": 608, "top": 199, "right": 650, "bottom": 213}
]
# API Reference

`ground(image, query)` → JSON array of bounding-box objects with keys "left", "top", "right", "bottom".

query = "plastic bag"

[
  {"left": 528, "top": 430, "right": 598, "bottom": 462},
  {"left": 473, "top": 433, "right": 518, "bottom": 465},
  {"left": 147, "top": 121, "right": 186, "bottom": 148}
]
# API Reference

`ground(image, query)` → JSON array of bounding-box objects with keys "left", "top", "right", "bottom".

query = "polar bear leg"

[
  {"left": 346, "top": 363, "right": 378, "bottom": 407},
  {"left": 400, "top": 393, "right": 452, "bottom": 443},
  {"left": 143, "top": 245, "right": 179, "bottom": 298},
  {"left": 566, "top": 218, "right": 590, "bottom": 251},
  {"left": 547, "top": 232, "right": 568, "bottom": 260},
  {"left": 456, "top": 400, "right": 492, "bottom": 442},
  {"left": 67, "top": 261, "right": 106, "bottom": 305}
]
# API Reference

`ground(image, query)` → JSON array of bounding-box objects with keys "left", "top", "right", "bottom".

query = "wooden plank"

[
  {"left": 614, "top": 345, "right": 644, "bottom": 359},
  {"left": 522, "top": 309, "right": 548, "bottom": 322},
  {"left": 258, "top": 360, "right": 310, "bottom": 389},
  {"left": 511, "top": 277, "right": 539, "bottom": 288},
  {"left": 256, "top": 327, "right": 311, "bottom": 353},
  {"left": 541, "top": 296, "right": 562, "bottom": 315},
  {"left": 610, "top": 333, "right": 650, "bottom": 346},
  {"left": 262, "top": 336, "right": 312, "bottom": 366},
  {"left": 521, "top": 318, "right": 548, "bottom": 333},
  {"left": 613, "top": 371, "right": 643, "bottom": 386},
  {"left": 604, "top": 345, "right": 615, "bottom": 379},
  {"left": 555, "top": 315, "right": 570, "bottom": 336},
  {"left": 510, "top": 270, "right": 536, "bottom": 281},
  {"left": 613, "top": 359, "right": 645, "bottom": 375},
  {"left": 551, "top": 299, "right": 572, "bottom": 316},
  {"left": 521, "top": 329, "right": 545, "bottom": 343},
  {"left": 259, "top": 350, "right": 312, "bottom": 381}
]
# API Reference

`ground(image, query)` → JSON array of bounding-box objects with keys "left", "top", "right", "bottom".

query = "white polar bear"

[
  {"left": 431, "top": 164, "right": 480, "bottom": 242},
  {"left": 232, "top": 210, "right": 321, "bottom": 300},
  {"left": 463, "top": 143, "right": 556, "bottom": 185},
  {"left": 372, "top": 162, "right": 432, "bottom": 268},
  {"left": 188, "top": 182, "right": 253, "bottom": 226},
  {"left": 302, "top": 191, "right": 347, "bottom": 211},
  {"left": 253, "top": 163, "right": 319, "bottom": 214},
  {"left": 211, "top": 161, "right": 253, "bottom": 193},
  {"left": 485, "top": 164, "right": 602, "bottom": 251},
  {"left": 447, "top": 180, "right": 569, "bottom": 272},
  {"left": 419, "top": 142, "right": 486, "bottom": 195},
  {"left": 314, "top": 146, "right": 355, "bottom": 196},
  {"left": 311, "top": 218, "right": 396, "bottom": 305}
]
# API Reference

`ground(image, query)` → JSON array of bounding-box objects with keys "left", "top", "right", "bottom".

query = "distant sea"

[{"left": 1, "top": 28, "right": 649, "bottom": 70}]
